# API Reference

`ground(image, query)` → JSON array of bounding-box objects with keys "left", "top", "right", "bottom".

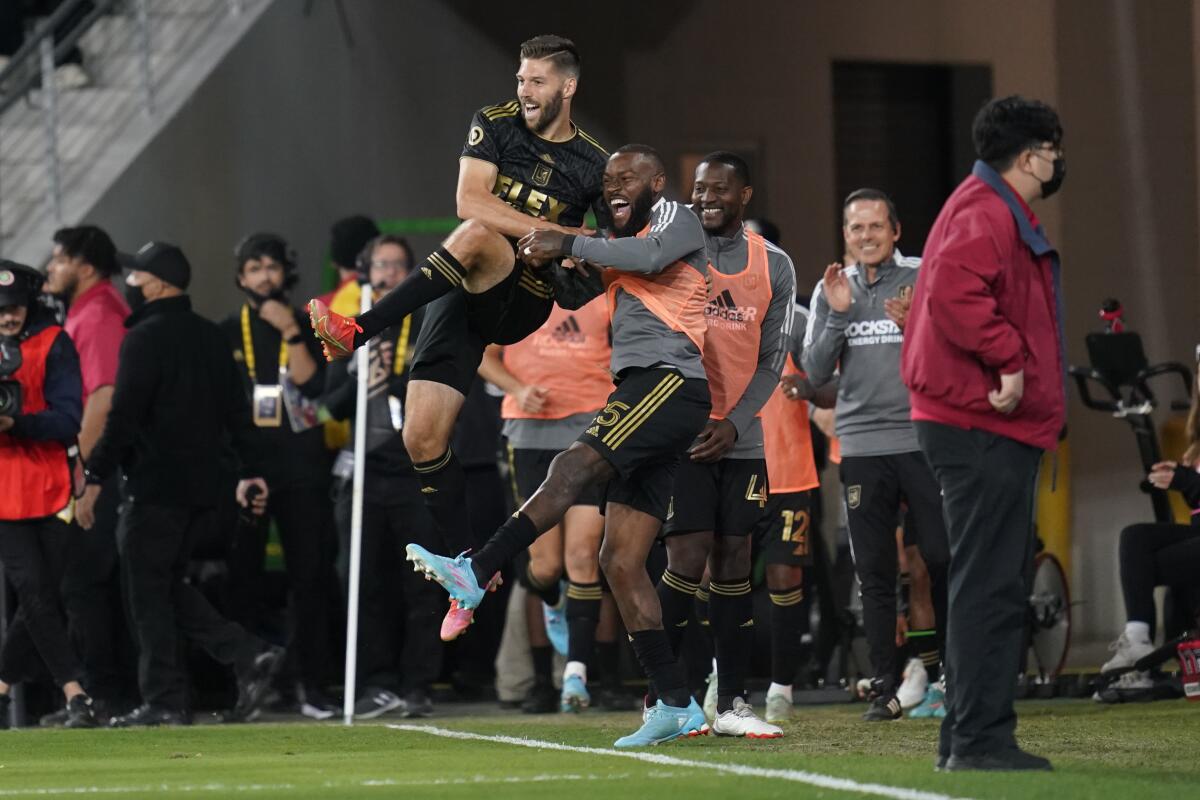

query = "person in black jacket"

[
  {"left": 75, "top": 242, "right": 283, "bottom": 727},
  {"left": 219, "top": 233, "right": 336, "bottom": 719},
  {"left": 0, "top": 260, "right": 99, "bottom": 729}
]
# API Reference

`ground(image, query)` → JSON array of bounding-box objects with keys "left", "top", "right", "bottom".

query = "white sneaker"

[
  {"left": 1100, "top": 633, "right": 1155, "bottom": 674},
  {"left": 896, "top": 657, "right": 929, "bottom": 710},
  {"left": 702, "top": 671, "right": 718, "bottom": 721},
  {"left": 765, "top": 691, "right": 793, "bottom": 723},
  {"left": 710, "top": 697, "right": 784, "bottom": 738}
]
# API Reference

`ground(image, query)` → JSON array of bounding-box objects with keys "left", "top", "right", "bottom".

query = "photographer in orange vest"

[{"left": 0, "top": 260, "right": 99, "bottom": 729}]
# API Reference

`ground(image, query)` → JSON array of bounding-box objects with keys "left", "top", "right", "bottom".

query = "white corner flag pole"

[{"left": 343, "top": 285, "right": 373, "bottom": 726}]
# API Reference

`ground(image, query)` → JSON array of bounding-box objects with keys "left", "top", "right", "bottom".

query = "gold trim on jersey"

[
  {"left": 483, "top": 100, "right": 520, "bottom": 120},
  {"left": 576, "top": 127, "right": 608, "bottom": 156}
]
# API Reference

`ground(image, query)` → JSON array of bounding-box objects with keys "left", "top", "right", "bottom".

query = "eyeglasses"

[
  {"left": 370, "top": 259, "right": 407, "bottom": 270},
  {"left": 1031, "top": 143, "right": 1063, "bottom": 160}
]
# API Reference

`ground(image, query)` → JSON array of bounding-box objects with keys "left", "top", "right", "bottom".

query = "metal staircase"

[{"left": 0, "top": 0, "right": 271, "bottom": 265}]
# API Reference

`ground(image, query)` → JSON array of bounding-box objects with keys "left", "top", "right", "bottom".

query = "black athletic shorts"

[
  {"left": 662, "top": 456, "right": 769, "bottom": 537},
  {"left": 409, "top": 261, "right": 554, "bottom": 395},
  {"left": 753, "top": 490, "right": 815, "bottom": 567},
  {"left": 578, "top": 367, "right": 711, "bottom": 521},
  {"left": 507, "top": 445, "right": 601, "bottom": 508}
]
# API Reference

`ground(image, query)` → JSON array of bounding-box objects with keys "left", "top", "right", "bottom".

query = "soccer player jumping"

[
  {"left": 406, "top": 145, "right": 716, "bottom": 748},
  {"left": 308, "top": 35, "right": 608, "bottom": 640}
]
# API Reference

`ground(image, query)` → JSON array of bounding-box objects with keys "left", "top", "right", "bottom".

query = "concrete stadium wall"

[{"left": 80, "top": 0, "right": 1198, "bottom": 642}]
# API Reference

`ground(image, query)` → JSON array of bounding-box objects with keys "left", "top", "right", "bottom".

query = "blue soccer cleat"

[
  {"left": 560, "top": 674, "right": 590, "bottom": 713},
  {"left": 543, "top": 590, "right": 569, "bottom": 657},
  {"left": 405, "top": 544, "right": 485, "bottom": 609},
  {"left": 614, "top": 698, "right": 706, "bottom": 748},
  {"left": 908, "top": 681, "right": 947, "bottom": 719}
]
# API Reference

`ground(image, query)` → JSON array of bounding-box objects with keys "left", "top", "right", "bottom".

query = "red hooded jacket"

[{"left": 901, "top": 161, "right": 1066, "bottom": 452}]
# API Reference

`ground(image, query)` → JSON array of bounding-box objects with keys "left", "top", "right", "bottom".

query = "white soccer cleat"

[
  {"left": 1101, "top": 633, "right": 1155, "bottom": 674},
  {"left": 896, "top": 657, "right": 929, "bottom": 710},
  {"left": 710, "top": 697, "right": 784, "bottom": 739}
]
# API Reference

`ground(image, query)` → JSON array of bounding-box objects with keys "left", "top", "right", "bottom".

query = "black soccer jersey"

[{"left": 460, "top": 100, "right": 609, "bottom": 229}]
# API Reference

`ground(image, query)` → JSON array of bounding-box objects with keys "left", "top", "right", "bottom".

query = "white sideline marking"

[
  {"left": 388, "top": 723, "right": 976, "bottom": 800},
  {"left": 0, "top": 772, "right": 660, "bottom": 796}
]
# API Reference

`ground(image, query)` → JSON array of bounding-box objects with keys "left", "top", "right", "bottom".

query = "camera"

[{"left": 0, "top": 336, "right": 23, "bottom": 417}]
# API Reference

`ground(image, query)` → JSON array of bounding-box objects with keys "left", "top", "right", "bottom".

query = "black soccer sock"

[
  {"left": 629, "top": 629, "right": 689, "bottom": 709},
  {"left": 412, "top": 448, "right": 471, "bottom": 554},
  {"left": 522, "top": 562, "right": 561, "bottom": 607},
  {"left": 566, "top": 582, "right": 602, "bottom": 667},
  {"left": 909, "top": 628, "right": 941, "bottom": 683},
  {"left": 769, "top": 584, "right": 806, "bottom": 687},
  {"left": 470, "top": 511, "right": 541, "bottom": 585},
  {"left": 656, "top": 570, "right": 701, "bottom": 657},
  {"left": 531, "top": 644, "right": 553, "bottom": 684},
  {"left": 693, "top": 585, "right": 713, "bottom": 645},
  {"left": 595, "top": 639, "right": 619, "bottom": 689},
  {"left": 709, "top": 577, "right": 753, "bottom": 713},
  {"left": 354, "top": 247, "right": 466, "bottom": 345}
]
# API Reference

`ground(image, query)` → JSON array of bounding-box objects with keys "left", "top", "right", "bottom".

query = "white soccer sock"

[
  {"left": 1124, "top": 621, "right": 1151, "bottom": 644},
  {"left": 767, "top": 682, "right": 793, "bottom": 702},
  {"left": 564, "top": 660, "right": 587, "bottom": 683}
]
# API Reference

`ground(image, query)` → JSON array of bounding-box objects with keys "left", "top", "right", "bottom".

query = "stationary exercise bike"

[{"left": 1069, "top": 299, "right": 1197, "bottom": 697}]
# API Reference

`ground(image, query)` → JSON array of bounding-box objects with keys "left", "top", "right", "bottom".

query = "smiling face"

[
  {"left": 602, "top": 152, "right": 664, "bottom": 236},
  {"left": 692, "top": 161, "right": 753, "bottom": 238},
  {"left": 843, "top": 199, "right": 899, "bottom": 268},
  {"left": 516, "top": 57, "right": 574, "bottom": 135}
]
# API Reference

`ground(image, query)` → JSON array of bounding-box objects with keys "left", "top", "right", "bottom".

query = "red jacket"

[{"left": 901, "top": 162, "right": 1065, "bottom": 451}]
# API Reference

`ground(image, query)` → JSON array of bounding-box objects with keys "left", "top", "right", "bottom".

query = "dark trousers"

[
  {"left": 334, "top": 474, "right": 444, "bottom": 693},
  {"left": 117, "top": 502, "right": 261, "bottom": 711},
  {"left": 915, "top": 421, "right": 1041, "bottom": 758},
  {"left": 0, "top": 517, "right": 83, "bottom": 688},
  {"left": 227, "top": 484, "right": 335, "bottom": 690},
  {"left": 60, "top": 476, "right": 135, "bottom": 705},
  {"left": 1119, "top": 523, "right": 1200, "bottom": 633},
  {"left": 840, "top": 451, "right": 949, "bottom": 687}
]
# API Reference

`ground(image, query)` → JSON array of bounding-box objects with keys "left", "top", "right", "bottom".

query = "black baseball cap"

[
  {"left": 0, "top": 260, "right": 44, "bottom": 307},
  {"left": 120, "top": 241, "right": 191, "bottom": 290}
]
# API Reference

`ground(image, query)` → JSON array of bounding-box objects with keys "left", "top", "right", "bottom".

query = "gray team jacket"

[
  {"left": 554, "top": 197, "right": 709, "bottom": 380},
  {"left": 705, "top": 227, "right": 796, "bottom": 458},
  {"left": 802, "top": 253, "right": 921, "bottom": 457}
]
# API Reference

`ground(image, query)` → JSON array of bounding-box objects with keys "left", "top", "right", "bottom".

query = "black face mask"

[
  {"left": 1041, "top": 156, "right": 1066, "bottom": 199},
  {"left": 124, "top": 282, "right": 146, "bottom": 313}
]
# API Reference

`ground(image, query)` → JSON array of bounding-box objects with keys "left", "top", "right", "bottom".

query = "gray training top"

[
  {"left": 555, "top": 197, "right": 709, "bottom": 381},
  {"left": 802, "top": 252, "right": 921, "bottom": 458},
  {"left": 704, "top": 226, "right": 796, "bottom": 459}
]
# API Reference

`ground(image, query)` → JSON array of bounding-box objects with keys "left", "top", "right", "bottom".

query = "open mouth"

[
  {"left": 522, "top": 102, "right": 539, "bottom": 117},
  {"left": 609, "top": 197, "right": 630, "bottom": 227},
  {"left": 700, "top": 206, "right": 723, "bottom": 225}
]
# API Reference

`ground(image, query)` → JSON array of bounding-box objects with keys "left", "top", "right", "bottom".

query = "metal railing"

[{"left": 0, "top": 0, "right": 244, "bottom": 257}]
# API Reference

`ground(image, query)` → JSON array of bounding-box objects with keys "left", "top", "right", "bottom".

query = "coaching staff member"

[
  {"left": 901, "top": 96, "right": 1066, "bottom": 772},
  {"left": 76, "top": 242, "right": 283, "bottom": 726}
]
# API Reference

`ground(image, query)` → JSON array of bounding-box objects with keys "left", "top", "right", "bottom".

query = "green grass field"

[{"left": 0, "top": 700, "right": 1194, "bottom": 799}]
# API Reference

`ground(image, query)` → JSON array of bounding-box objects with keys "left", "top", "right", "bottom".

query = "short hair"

[
  {"left": 519, "top": 35, "right": 580, "bottom": 77},
  {"left": 843, "top": 188, "right": 899, "bottom": 230},
  {"left": 972, "top": 95, "right": 1063, "bottom": 172},
  {"left": 359, "top": 234, "right": 414, "bottom": 274},
  {"left": 612, "top": 143, "right": 665, "bottom": 175},
  {"left": 329, "top": 214, "right": 379, "bottom": 269},
  {"left": 52, "top": 225, "right": 118, "bottom": 278},
  {"left": 698, "top": 151, "right": 751, "bottom": 186}
]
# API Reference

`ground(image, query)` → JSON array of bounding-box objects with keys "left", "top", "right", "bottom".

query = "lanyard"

[
  {"left": 393, "top": 314, "right": 412, "bottom": 376},
  {"left": 241, "top": 304, "right": 288, "bottom": 384}
]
